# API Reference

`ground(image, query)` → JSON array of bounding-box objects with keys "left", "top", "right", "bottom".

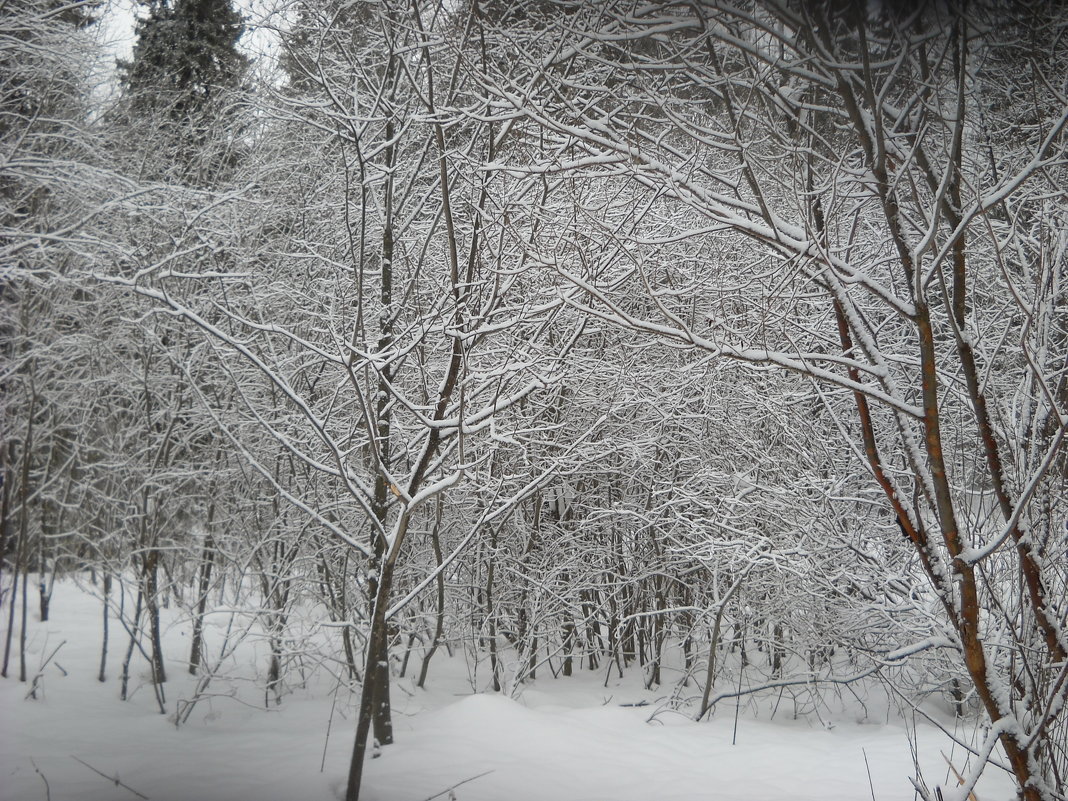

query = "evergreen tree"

[{"left": 117, "top": 0, "right": 249, "bottom": 183}]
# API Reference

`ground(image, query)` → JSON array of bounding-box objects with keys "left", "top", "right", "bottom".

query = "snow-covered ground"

[{"left": 1, "top": 578, "right": 1016, "bottom": 801}]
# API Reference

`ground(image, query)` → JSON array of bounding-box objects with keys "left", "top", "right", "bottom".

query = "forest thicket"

[{"left": 2, "top": 2, "right": 1066, "bottom": 799}]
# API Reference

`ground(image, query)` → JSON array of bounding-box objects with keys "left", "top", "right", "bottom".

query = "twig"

[
  {"left": 40, "top": 640, "right": 66, "bottom": 670},
  {"left": 941, "top": 751, "right": 980, "bottom": 801},
  {"left": 419, "top": 770, "right": 494, "bottom": 801},
  {"left": 320, "top": 681, "right": 341, "bottom": 773},
  {"left": 71, "top": 756, "right": 149, "bottom": 799},
  {"left": 731, "top": 663, "right": 744, "bottom": 746},
  {"left": 26, "top": 640, "right": 67, "bottom": 699},
  {"left": 30, "top": 758, "right": 51, "bottom": 801},
  {"left": 863, "top": 748, "right": 877, "bottom": 801}
]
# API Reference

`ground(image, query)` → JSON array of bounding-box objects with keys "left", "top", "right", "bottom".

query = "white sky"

[
  {"left": 95, "top": 0, "right": 136, "bottom": 64},
  {"left": 92, "top": 0, "right": 284, "bottom": 85}
]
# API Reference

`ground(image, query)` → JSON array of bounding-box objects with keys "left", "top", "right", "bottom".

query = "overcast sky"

[
  {"left": 92, "top": 0, "right": 283, "bottom": 87},
  {"left": 96, "top": 0, "right": 136, "bottom": 64}
]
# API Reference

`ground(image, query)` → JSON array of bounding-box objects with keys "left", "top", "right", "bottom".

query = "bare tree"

[{"left": 475, "top": 2, "right": 1068, "bottom": 798}]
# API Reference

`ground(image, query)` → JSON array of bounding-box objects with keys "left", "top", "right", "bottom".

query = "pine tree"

[{"left": 117, "top": 0, "right": 249, "bottom": 183}]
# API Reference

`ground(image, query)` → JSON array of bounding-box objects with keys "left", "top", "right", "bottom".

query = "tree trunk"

[
  {"left": 120, "top": 586, "right": 143, "bottom": 702},
  {"left": 416, "top": 499, "right": 447, "bottom": 689},
  {"left": 98, "top": 573, "right": 111, "bottom": 682},
  {"left": 188, "top": 536, "right": 215, "bottom": 675},
  {"left": 143, "top": 549, "right": 167, "bottom": 686}
]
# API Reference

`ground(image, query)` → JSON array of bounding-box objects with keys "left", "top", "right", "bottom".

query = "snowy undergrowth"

[{"left": 1, "top": 577, "right": 1017, "bottom": 801}]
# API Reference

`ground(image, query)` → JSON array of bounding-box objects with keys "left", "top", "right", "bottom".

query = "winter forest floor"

[{"left": 2, "top": 578, "right": 1018, "bottom": 801}]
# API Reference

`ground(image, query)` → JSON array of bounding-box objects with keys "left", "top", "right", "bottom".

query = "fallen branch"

[
  {"left": 419, "top": 770, "right": 494, "bottom": 801},
  {"left": 26, "top": 640, "right": 66, "bottom": 700},
  {"left": 71, "top": 756, "right": 149, "bottom": 799},
  {"left": 30, "top": 757, "right": 51, "bottom": 801}
]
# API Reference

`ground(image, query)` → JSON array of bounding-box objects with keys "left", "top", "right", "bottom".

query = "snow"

[
  {"left": 1, "top": 579, "right": 1018, "bottom": 801},
  {"left": 374, "top": 695, "right": 916, "bottom": 801}
]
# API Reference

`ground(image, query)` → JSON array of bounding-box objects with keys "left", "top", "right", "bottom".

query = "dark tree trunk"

[
  {"left": 188, "top": 536, "right": 215, "bottom": 675},
  {"left": 144, "top": 550, "right": 167, "bottom": 685},
  {"left": 98, "top": 573, "right": 111, "bottom": 682}
]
